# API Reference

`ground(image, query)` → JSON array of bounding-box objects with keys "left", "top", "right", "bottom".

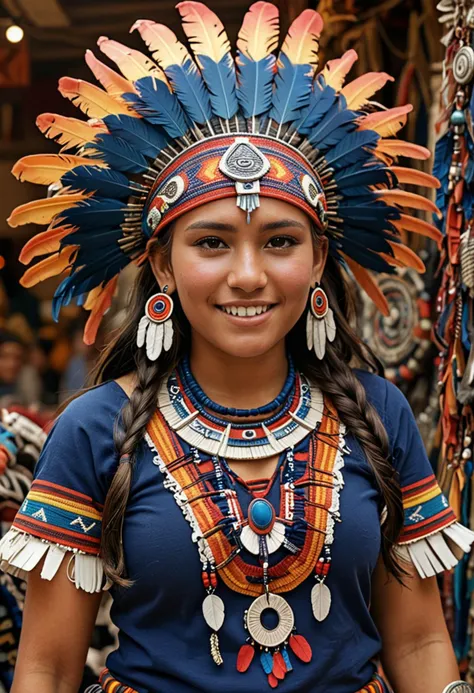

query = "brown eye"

[
  {"left": 195, "top": 237, "right": 227, "bottom": 250},
  {"left": 267, "top": 236, "right": 297, "bottom": 249}
]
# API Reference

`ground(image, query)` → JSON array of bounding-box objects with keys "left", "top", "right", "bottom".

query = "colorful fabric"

[
  {"left": 12, "top": 479, "right": 102, "bottom": 555},
  {"left": 0, "top": 372, "right": 462, "bottom": 692},
  {"left": 398, "top": 474, "right": 457, "bottom": 544},
  {"left": 8, "top": 2, "right": 442, "bottom": 344}
]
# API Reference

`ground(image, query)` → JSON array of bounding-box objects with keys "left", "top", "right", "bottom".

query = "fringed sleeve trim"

[
  {"left": 395, "top": 521, "right": 474, "bottom": 579},
  {"left": 0, "top": 526, "right": 106, "bottom": 593}
]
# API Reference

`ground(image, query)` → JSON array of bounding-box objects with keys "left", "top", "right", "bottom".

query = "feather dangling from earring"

[
  {"left": 136, "top": 292, "right": 175, "bottom": 361},
  {"left": 307, "top": 286, "right": 336, "bottom": 360}
]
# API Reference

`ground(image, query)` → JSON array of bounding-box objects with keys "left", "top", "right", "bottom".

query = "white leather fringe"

[
  {"left": 396, "top": 521, "right": 474, "bottom": 578},
  {"left": 0, "top": 526, "right": 105, "bottom": 593}
]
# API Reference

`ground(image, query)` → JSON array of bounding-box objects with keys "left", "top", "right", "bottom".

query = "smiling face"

[{"left": 150, "top": 197, "right": 327, "bottom": 360}]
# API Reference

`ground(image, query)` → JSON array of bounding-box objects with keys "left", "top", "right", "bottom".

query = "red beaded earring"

[
  {"left": 306, "top": 285, "right": 336, "bottom": 359},
  {"left": 136, "top": 285, "right": 174, "bottom": 361}
]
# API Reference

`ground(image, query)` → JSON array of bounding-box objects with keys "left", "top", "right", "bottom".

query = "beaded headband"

[{"left": 8, "top": 1, "right": 442, "bottom": 344}]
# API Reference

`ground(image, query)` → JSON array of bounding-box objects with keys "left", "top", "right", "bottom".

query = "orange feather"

[
  {"left": 97, "top": 36, "right": 168, "bottom": 84},
  {"left": 359, "top": 104, "right": 413, "bottom": 137},
  {"left": 83, "top": 277, "right": 118, "bottom": 345},
  {"left": 36, "top": 113, "right": 106, "bottom": 151},
  {"left": 390, "top": 166, "right": 440, "bottom": 188},
  {"left": 343, "top": 254, "right": 389, "bottom": 315},
  {"left": 8, "top": 193, "right": 91, "bottom": 228},
  {"left": 58, "top": 77, "right": 136, "bottom": 119},
  {"left": 279, "top": 10, "right": 323, "bottom": 68},
  {"left": 20, "top": 247, "right": 77, "bottom": 288},
  {"left": 19, "top": 225, "right": 74, "bottom": 264},
  {"left": 321, "top": 49, "right": 358, "bottom": 92},
  {"left": 387, "top": 242, "right": 425, "bottom": 273},
  {"left": 341, "top": 72, "right": 394, "bottom": 109},
  {"left": 393, "top": 214, "right": 443, "bottom": 247},
  {"left": 236, "top": 1, "right": 279, "bottom": 61},
  {"left": 85, "top": 50, "right": 136, "bottom": 97},
  {"left": 375, "top": 139, "right": 431, "bottom": 161},
  {"left": 12, "top": 154, "right": 107, "bottom": 186},
  {"left": 177, "top": 2, "right": 233, "bottom": 66},
  {"left": 376, "top": 189, "right": 441, "bottom": 217}
]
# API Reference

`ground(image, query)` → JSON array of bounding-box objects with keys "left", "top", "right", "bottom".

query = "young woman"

[{"left": 1, "top": 3, "right": 472, "bottom": 692}]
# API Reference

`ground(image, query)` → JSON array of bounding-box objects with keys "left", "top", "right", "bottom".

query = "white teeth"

[{"left": 221, "top": 305, "right": 271, "bottom": 316}]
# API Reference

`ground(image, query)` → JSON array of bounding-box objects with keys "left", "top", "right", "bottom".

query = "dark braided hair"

[{"left": 93, "top": 226, "right": 405, "bottom": 586}]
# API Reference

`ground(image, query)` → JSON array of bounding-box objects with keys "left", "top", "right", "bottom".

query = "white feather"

[
  {"left": 202, "top": 593, "right": 225, "bottom": 632},
  {"left": 311, "top": 582, "right": 332, "bottom": 621},
  {"left": 137, "top": 315, "right": 149, "bottom": 349},
  {"left": 150, "top": 322, "right": 165, "bottom": 361},
  {"left": 325, "top": 308, "right": 336, "bottom": 342},
  {"left": 146, "top": 321, "right": 158, "bottom": 360},
  {"left": 313, "top": 317, "right": 326, "bottom": 359},
  {"left": 266, "top": 522, "right": 286, "bottom": 553},
  {"left": 306, "top": 311, "right": 314, "bottom": 350},
  {"left": 163, "top": 319, "right": 174, "bottom": 352},
  {"left": 240, "top": 525, "right": 260, "bottom": 555}
]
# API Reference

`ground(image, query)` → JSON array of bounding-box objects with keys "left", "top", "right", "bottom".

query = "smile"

[{"left": 218, "top": 305, "right": 275, "bottom": 317}]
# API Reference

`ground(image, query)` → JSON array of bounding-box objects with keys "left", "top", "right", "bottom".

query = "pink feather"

[
  {"left": 85, "top": 50, "right": 136, "bottom": 97},
  {"left": 237, "top": 2, "right": 279, "bottom": 61},
  {"left": 321, "top": 49, "right": 358, "bottom": 91},
  {"left": 280, "top": 10, "right": 323, "bottom": 68},
  {"left": 341, "top": 72, "right": 394, "bottom": 109}
]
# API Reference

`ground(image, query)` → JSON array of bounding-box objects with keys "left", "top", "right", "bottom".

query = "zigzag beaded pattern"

[
  {"left": 398, "top": 474, "right": 457, "bottom": 544},
  {"left": 12, "top": 479, "right": 102, "bottom": 554}
]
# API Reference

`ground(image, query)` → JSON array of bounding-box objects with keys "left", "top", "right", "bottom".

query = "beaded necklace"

[{"left": 146, "top": 365, "right": 348, "bottom": 689}]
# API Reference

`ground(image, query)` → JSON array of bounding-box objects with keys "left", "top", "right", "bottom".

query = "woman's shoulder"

[
  {"left": 55, "top": 380, "right": 129, "bottom": 432},
  {"left": 352, "top": 368, "right": 410, "bottom": 424}
]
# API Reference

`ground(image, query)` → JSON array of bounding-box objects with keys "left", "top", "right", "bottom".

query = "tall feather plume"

[
  {"left": 293, "top": 75, "right": 336, "bottom": 135},
  {"left": 236, "top": 2, "right": 279, "bottom": 124},
  {"left": 390, "top": 166, "right": 440, "bottom": 188},
  {"left": 58, "top": 77, "right": 137, "bottom": 119},
  {"left": 132, "top": 20, "right": 213, "bottom": 128},
  {"left": 84, "top": 133, "right": 149, "bottom": 173},
  {"left": 19, "top": 225, "right": 74, "bottom": 264},
  {"left": 8, "top": 193, "right": 92, "bottom": 228},
  {"left": 61, "top": 166, "right": 146, "bottom": 199},
  {"left": 386, "top": 241, "right": 425, "bottom": 273},
  {"left": 97, "top": 37, "right": 168, "bottom": 84},
  {"left": 104, "top": 114, "right": 168, "bottom": 159},
  {"left": 85, "top": 50, "right": 136, "bottom": 97},
  {"left": 270, "top": 10, "right": 323, "bottom": 130},
  {"left": 177, "top": 1, "right": 238, "bottom": 120},
  {"left": 393, "top": 214, "right": 443, "bottom": 246},
  {"left": 12, "top": 154, "right": 107, "bottom": 186},
  {"left": 321, "top": 50, "right": 358, "bottom": 92},
  {"left": 341, "top": 72, "right": 394, "bottom": 110},
  {"left": 376, "top": 189, "right": 442, "bottom": 217},
  {"left": 20, "top": 247, "right": 77, "bottom": 288},
  {"left": 36, "top": 113, "right": 106, "bottom": 151},
  {"left": 359, "top": 104, "right": 413, "bottom": 137},
  {"left": 83, "top": 276, "right": 118, "bottom": 345}
]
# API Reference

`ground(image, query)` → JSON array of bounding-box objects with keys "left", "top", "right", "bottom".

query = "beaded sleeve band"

[{"left": 8, "top": 1, "right": 442, "bottom": 344}]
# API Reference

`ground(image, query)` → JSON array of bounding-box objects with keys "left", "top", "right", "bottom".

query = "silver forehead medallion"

[{"left": 219, "top": 137, "right": 271, "bottom": 220}]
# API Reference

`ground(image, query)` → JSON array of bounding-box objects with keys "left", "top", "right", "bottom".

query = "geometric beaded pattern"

[
  {"left": 310, "top": 286, "right": 329, "bottom": 319},
  {"left": 397, "top": 474, "right": 457, "bottom": 544},
  {"left": 145, "top": 293, "right": 173, "bottom": 324},
  {"left": 12, "top": 479, "right": 102, "bottom": 554}
]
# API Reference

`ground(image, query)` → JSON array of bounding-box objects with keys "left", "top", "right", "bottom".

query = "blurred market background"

[{"left": 0, "top": 0, "right": 473, "bottom": 690}]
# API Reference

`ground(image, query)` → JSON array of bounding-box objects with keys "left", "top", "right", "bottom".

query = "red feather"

[
  {"left": 83, "top": 276, "right": 118, "bottom": 345},
  {"left": 289, "top": 634, "right": 312, "bottom": 663},
  {"left": 236, "top": 644, "right": 255, "bottom": 673},
  {"left": 272, "top": 652, "right": 287, "bottom": 680},
  {"left": 267, "top": 672, "right": 279, "bottom": 688}
]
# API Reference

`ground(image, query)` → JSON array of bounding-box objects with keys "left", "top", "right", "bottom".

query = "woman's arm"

[
  {"left": 12, "top": 558, "right": 102, "bottom": 693},
  {"left": 371, "top": 555, "right": 459, "bottom": 693}
]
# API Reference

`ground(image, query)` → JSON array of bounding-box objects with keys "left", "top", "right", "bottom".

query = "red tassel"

[
  {"left": 268, "top": 672, "right": 279, "bottom": 688},
  {"left": 272, "top": 652, "right": 286, "bottom": 680},
  {"left": 237, "top": 644, "right": 255, "bottom": 673},
  {"left": 289, "top": 634, "right": 312, "bottom": 663}
]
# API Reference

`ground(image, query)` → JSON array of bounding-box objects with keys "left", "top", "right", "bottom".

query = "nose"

[{"left": 227, "top": 245, "right": 267, "bottom": 293}]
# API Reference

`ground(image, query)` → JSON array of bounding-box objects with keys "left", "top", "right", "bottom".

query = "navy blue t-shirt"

[{"left": 3, "top": 371, "right": 463, "bottom": 692}]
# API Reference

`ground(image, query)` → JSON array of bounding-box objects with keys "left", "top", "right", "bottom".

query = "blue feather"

[
  {"left": 270, "top": 53, "right": 313, "bottom": 126},
  {"left": 63, "top": 227, "right": 124, "bottom": 252},
  {"left": 325, "top": 130, "right": 379, "bottom": 170},
  {"left": 281, "top": 648, "right": 293, "bottom": 672},
  {"left": 103, "top": 115, "right": 168, "bottom": 159},
  {"left": 337, "top": 237, "right": 394, "bottom": 273},
  {"left": 198, "top": 54, "right": 238, "bottom": 120},
  {"left": 165, "top": 58, "right": 213, "bottom": 125},
  {"left": 61, "top": 166, "right": 145, "bottom": 199},
  {"left": 60, "top": 198, "right": 128, "bottom": 231},
  {"left": 307, "top": 102, "right": 358, "bottom": 151},
  {"left": 335, "top": 163, "right": 394, "bottom": 189},
  {"left": 260, "top": 651, "right": 273, "bottom": 675},
  {"left": 338, "top": 204, "right": 400, "bottom": 228},
  {"left": 294, "top": 76, "right": 336, "bottom": 134},
  {"left": 125, "top": 78, "right": 189, "bottom": 138},
  {"left": 236, "top": 53, "right": 276, "bottom": 119},
  {"left": 84, "top": 134, "right": 148, "bottom": 173}
]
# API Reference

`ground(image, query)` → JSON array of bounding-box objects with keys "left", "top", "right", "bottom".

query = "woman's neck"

[{"left": 189, "top": 340, "right": 289, "bottom": 411}]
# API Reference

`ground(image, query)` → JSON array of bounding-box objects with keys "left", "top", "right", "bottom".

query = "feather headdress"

[{"left": 9, "top": 0, "right": 440, "bottom": 342}]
